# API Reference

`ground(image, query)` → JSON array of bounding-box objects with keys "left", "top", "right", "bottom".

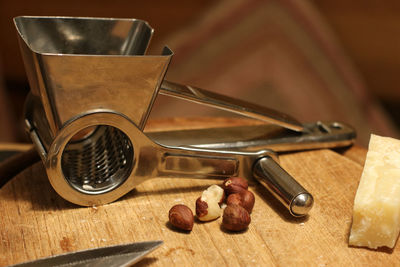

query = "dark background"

[{"left": 0, "top": 0, "right": 399, "bottom": 142}]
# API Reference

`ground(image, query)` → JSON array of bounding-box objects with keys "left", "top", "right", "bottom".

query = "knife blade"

[{"left": 9, "top": 240, "right": 163, "bottom": 267}]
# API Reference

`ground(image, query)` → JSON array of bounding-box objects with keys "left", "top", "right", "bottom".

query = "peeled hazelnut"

[
  {"left": 222, "top": 177, "right": 248, "bottom": 195},
  {"left": 222, "top": 204, "right": 251, "bottom": 231},
  {"left": 196, "top": 185, "right": 224, "bottom": 221},
  {"left": 204, "top": 184, "right": 225, "bottom": 205},
  {"left": 226, "top": 190, "right": 255, "bottom": 214},
  {"left": 169, "top": 204, "right": 194, "bottom": 231}
]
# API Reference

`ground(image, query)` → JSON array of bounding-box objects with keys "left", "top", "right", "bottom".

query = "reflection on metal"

[
  {"left": 10, "top": 240, "right": 163, "bottom": 267},
  {"left": 160, "top": 81, "right": 304, "bottom": 132},
  {"left": 15, "top": 16, "right": 356, "bottom": 216},
  {"left": 15, "top": 16, "right": 172, "bottom": 141},
  {"left": 148, "top": 121, "right": 355, "bottom": 152}
]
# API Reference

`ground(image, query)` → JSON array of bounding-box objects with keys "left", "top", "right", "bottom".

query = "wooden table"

[{"left": 1, "top": 118, "right": 398, "bottom": 266}]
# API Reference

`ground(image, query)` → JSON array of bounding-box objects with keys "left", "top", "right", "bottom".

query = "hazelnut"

[
  {"left": 227, "top": 190, "right": 255, "bottom": 214},
  {"left": 169, "top": 204, "right": 194, "bottom": 231},
  {"left": 196, "top": 185, "right": 224, "bottom": 221},
  {"left": 226, "top": 193, "right": 242, "bottom": 206},
  {"left": 222, "top": 177, "right": 248, "bottom": 195},
  {"left": 222, "top": 204, "right": 251, "bottom": 231}
]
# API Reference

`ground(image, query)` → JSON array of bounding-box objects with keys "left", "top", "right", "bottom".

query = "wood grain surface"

[{"left": 0, "top": 118, "right": 397, "bottom": 266}]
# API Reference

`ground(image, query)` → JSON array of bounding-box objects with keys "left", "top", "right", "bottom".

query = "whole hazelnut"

[
  {"left": 169, "top": 204, "right": 194, "bottom": 231},
  {"left": 222, "top": 177, "right": 248, "bottom": 195},
  {"left": 226, "top": 190, "right": 255, "bottom": 214},
  {"left": 226, "top": 193, "right": 242, "bottom": 206},
  {"left": 222, "top": 204, "right": 251, "bottom": 231},
  {"left": 240, "top": 190, "right": 255, "bottom": 213}
]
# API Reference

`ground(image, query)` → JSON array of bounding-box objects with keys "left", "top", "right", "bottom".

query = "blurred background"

[{"left": 0, "top": 0, "right": 399, "bottom": 146}]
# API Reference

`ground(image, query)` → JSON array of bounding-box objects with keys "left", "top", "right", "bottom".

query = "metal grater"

[
  {"left": 14, "top": 16, "right": 355, "bottom": 216},
  {"left": 61, "top": 125, "right": 134, "bottom": 194}
]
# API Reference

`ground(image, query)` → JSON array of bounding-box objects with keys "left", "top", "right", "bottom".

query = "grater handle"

[
  {"left": 253, "top": 157, "right": 313, "bottom": 217},
  {"left": 156, "top": 142, "right": 313, "bottom": 217},
  {"left": 160, "top": 80, "right": 304, "bottom": 132}
]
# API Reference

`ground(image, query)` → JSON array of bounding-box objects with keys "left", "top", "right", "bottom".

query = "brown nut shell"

[
  {"left": 169, "top": 204, "right": 194, "bottom": 231},
  {"left": 218, "top": 188, "right": 226, "bottom": 206},
  {"left": 226, "top": 193, "right": 243, "bottom": 206},
  {"left": 222, "top": 204, "right": 251, "bottom": 231},
  {"left": 222, "top": 177, "right": 248, "bottom": 195},
  {"left": 226, "top": 190, "right": 255, "bottom": 214},
  {"left": 195, "top": 197, "right": 208, "bottom": 218},
  {"left": 240, "top": 190, "right": 255, "bottom": 213}
]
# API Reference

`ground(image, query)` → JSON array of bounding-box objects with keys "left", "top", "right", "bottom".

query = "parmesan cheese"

[{"left": 349, "top": 134, "right": 400, "bottom": 249}]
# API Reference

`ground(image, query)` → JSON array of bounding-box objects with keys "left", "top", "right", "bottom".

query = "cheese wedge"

[{"left": 349, "top": 134, "right": 400, "bottom": 249}]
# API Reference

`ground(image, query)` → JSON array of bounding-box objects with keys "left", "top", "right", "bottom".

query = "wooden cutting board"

[{"left": 0, "top": 118, "right": 398, "bottom": 266}]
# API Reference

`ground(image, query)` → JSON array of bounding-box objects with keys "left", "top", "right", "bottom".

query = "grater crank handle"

[
  {"left": 158, "top": 143, "right": 313, "bottom": 217},
  {"left": 160, "top": 80, "right": 304, "bottom": 132},
  {"left": 253, "top": 156, "right": 313, "bottom": 217}
]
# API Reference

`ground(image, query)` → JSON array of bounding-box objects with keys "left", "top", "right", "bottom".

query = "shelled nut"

[
  {"left": 221, "top": 177, "right": 248, "bottom": 195},
  {"left": 196, "top": 185, "right": 225, "bottom": 221},
  {"left": 222, "top": 204, "right": 251, "bottom": 231},
  {"left": 227, "top": 190, "right": 255, "bottom": 214},
  {"left": 169, "top": 204, "right": 194, "bottom": 231}
]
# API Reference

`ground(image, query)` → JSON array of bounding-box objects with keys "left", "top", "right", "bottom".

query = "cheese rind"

[{"left": 349, "top": 134, "right": 400, "bottom": 249}]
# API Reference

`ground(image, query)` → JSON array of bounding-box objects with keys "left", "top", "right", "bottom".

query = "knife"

[{"left": 9, "top": 240, "right": 163, "bottom": 267}]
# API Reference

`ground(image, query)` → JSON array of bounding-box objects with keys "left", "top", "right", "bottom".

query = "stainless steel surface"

[
  {"left": 147, "top": 121, "right": 356, "bottom": 152},
  {"left": 291, "top": 193, "right": 314, "bottom": 216},
  {"left": 160, "top": 80, "right": 304, "bottom": 132},
  {"left": 253, "top": 157, "right": 313, "bottom": 217},
  {"left": 15, "top": 16, "right": 172, "bottom": 150},
  {"left": 45, "top": 111, "right": 277, "bottom": 205},
  {"left": 10, "top": 240, "right": 163, "bottom": 267},
  {"left": 14, "top": 16, "right": 357, "bottom": 216},
  {"left": 61, "top": 125, "right": 134, "bottom": 194}
]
